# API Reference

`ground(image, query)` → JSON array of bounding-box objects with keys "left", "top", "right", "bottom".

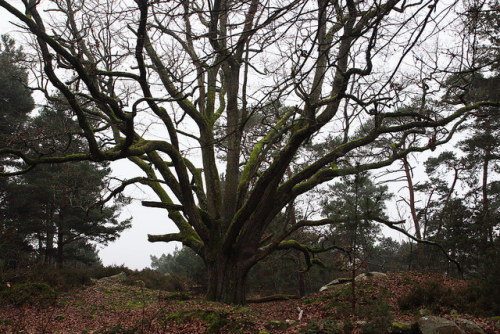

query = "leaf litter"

[{"left": 0, "top": 272, "right": 498, "bottom": 333}]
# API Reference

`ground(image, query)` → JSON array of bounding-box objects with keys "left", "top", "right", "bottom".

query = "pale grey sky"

[
  {"left": 0, "top": 2, "right": 413, "bottom": 270},
  {"left": 0, "top": 7, "right": 179, "bottom": 269},
  {"left": 0, "top": 2, "right": 455, "bottom": 270}
]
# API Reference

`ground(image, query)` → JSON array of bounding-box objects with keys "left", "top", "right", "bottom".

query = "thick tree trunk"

[{"left": 206, "top": 255, "right": 251, "bottom": 305}]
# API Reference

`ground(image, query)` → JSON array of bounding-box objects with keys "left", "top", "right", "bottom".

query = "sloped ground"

[{"left": 0, "top": 272, "right": 498, "bottom": 333}]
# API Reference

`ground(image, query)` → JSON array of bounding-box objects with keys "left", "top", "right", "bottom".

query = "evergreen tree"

[
  {"left": 5, "top": 160, "right": 131, "bottom": 268},
  {"left": 442, "top": 1, "right": 500, "bottom": 254},
  {"left": 64, "top": 240, "right": 103, "bottom": 268},
  {"left": 0, "top": 34, "right": 33, "bottom": 199},
  {"left": 368, "top": 237, "right": 408, "bottom": 272},
  {"left": 322, "top": 173, "right": 390, "bottom": 270},
  {"left": 151, "top": 247, "right": 205, "bottom": 286},
  {"left": 1, "top": 98, "right": 131, "bottom": 268},
  {"left": 0, "top": 35, "right": 33, "bottom": 146},
  {"left": 0, "top": 35, "right": 35, "bottom": 270}
]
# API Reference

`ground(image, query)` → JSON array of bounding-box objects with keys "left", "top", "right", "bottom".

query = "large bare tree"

[{"left": 0, "top": 0, "right": 498, "bottom": 303}]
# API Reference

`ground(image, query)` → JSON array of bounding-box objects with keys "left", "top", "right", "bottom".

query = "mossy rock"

[
  {"left": 101, "top": 271, "right": 127, "bottom": 282},
  {"left": 455, "top": 318, "right": 485, "bottom": 334},
  {"left": 418, "top": 308, "right": 432, "bottom": 317},
  {"left": 417, "top": 316, "right": 465, "bottom": 334},
  {"left": 389, "top": 321, "right": 418, "bottom": 334},
  {"left": 355, "top": 272, "right": 388, "bottom": 281}
]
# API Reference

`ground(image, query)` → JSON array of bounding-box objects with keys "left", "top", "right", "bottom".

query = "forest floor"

[{"left": 0, "top": 271, "right": 499, "bottom": 333}]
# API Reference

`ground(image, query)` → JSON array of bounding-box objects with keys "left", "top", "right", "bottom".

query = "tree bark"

[
  {"left": 56, "top": 172, "right": 68, "bottom": 269},
  {"left": 481, "top": 118, "right": 493, "bottom": 247},
  {"left": 56, "top": 232, "right": 64, "bottom": 269},
  {"left": 206, "top": 255, "right": 250, "bottom": 304},
  {"left": 44, "top": 231, "right": 54, "bottom": 265},
  {"left": 403, "top": 157, "right": 424, "bottom": 260}
]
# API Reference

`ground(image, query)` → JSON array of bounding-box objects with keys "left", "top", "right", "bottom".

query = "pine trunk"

[
  {"left": 403, "top": 157, "right": 425, "bottom": 260},
  {"left": 56, "top": 230, "right": 64, "bottom": 269}
]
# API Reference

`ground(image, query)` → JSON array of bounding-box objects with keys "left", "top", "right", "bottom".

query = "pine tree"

[
  {"left": 0, "top": 35, "right": 33, "bottom": 146},
  {"left": 0, "top": 35, "right": 35, "bottom": 270},
  {"left": 322, "top": 173, "right": 390, "bottom": 269},
  {"left": 1, "top": 96, "right": 131, "bottom": 268}
]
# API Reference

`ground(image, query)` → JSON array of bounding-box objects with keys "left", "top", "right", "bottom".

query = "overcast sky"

[
  {"left": 0, "top": 7, "right": 180, "bottom": 269},
  {"left": 0, "top": 3, "right": 428, "bottom": 270}
]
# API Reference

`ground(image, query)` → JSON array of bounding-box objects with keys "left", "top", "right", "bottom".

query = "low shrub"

[
  {"left": 398, "top": 279, "right": 447, "bottom": 311},
  {"left": 0, "top": 265, "right": 191, "bottom": 296},
  {"left": 397, "top": 278, "right": 471, "bottom": 314},
  {"left": 87, "top": 265, "right": 133, "bottom": 280},
  {"left": 468, "top": 246, "right": 500, "bottom": 315},
  {"left": 0, "top": 281, "right": 57, "bottom": 307},
  {"left": 358, "top": 299, "right": 393, "bottom": 333},
  {"left": 34, "top": 267, "right": 94, "bottom": 290},
  {"left": 0, "top": 265, "right": 131, "bottom": 293},
  {"left": 125, "top": 268, "right": 186, "bottom": 291}
]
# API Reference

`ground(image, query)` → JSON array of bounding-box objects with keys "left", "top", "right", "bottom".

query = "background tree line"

[{"left": 0, "top": 35, "right": 131, "bottom": 270}]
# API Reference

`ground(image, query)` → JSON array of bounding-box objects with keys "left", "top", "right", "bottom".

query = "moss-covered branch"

[
  {"left": 237, "top": 108, "right": 295, "bottom": 200},
  {"left": 142, "top": 201, "right": 184, "bottom": 211},
  {"left": 275, "top": 101, "right": 494, "bottom": 210},
  {"left": 148, "top": 232, "right": 203, "bottom": 255},
  {"left": 147, "top": 233, "right": 183, "bottom": 243}
]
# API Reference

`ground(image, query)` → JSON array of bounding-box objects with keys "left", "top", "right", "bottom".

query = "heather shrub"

[
  {"left": 0, "top": 281, "right": 57, "bottom": 307},
  {"left": 125, "top": 268, "right": 186, "bottom": 291}
]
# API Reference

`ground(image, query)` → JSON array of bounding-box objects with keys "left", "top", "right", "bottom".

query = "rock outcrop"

[
  {"left": 355, "top": 271, "right": 388, "bottom": 281},
  {"left": 417, "top": 316, "right": 465, "bottom": 334},
  {"left": 319, "top": 272, "right": 388, "bottom": 291},
  {"left": 319, "top": 277, "right": 353, "bottom": 291},
  {"left": 101, "top": 271, "right": 127, "bottom": 282},
  {"left": 455, "top": 318, "right": 485, "bottom": 334}
]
